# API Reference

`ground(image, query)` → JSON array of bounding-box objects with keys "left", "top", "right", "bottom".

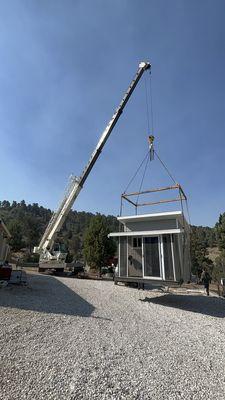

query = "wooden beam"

[
  {"left": 123, "top": 184, "right": 180, "bottom": 197},
  {"left": 136, "top": 197, "right": 186, "bottom": 207}
]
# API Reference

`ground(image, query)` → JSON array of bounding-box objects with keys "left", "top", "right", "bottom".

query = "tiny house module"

[
  {"left": 109, "top": 138, "right": 191, "bottom": 288},
  {"left": 109, "top": 209, "right": 191, "bottom": 287}
]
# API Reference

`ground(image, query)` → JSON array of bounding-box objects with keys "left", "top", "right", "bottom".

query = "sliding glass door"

[
  {"left": 162, "top": 234, "right": 175, "bottom": 280},
  {"left": 119, "top": 234, "right": 176, "bottom": 281},
  {"left": 143, "top": 236, "right": 161, "bottom": 278}
]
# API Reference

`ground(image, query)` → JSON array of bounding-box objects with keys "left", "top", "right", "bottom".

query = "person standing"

[{"left": 201, "top": 268, "right": 211, "bottom": 296}]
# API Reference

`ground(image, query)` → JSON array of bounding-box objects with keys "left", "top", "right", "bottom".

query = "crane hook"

[{"left": 148, "top": 135, "right": 155, "bottom": 161}]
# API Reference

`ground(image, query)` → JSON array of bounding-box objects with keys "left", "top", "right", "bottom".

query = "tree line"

[
  {"left": 0, "top": 200, "right": 118, "bottom": 264},
  {"left": 191, "top": 215, "right": 225, "bottom": 282},
  {"left": 0, "top": 200, "right": 225, "bottom": 281}
]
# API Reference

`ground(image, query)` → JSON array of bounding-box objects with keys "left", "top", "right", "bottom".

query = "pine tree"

[
  {"left": 190, "top": 226, "right": 211, "bottom": 274},
  {"left": 215, "top": 213, "right": 225, "bottom": 250},
  {"left": 83, "top": 215, "right": 116, "bottom": 273},
  {"left": 213, "top": 213, "right": 225, "bottom": 283},
  {"left": 8, "top": 220, "right": 24, "bottom": 251}
]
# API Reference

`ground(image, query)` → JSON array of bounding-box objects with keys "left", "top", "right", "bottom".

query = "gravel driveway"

[{"left": 0, "top": 272, "right": 225, "bottom": 400}]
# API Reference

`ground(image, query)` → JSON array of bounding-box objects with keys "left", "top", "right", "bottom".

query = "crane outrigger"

[{"left": 34, "top": 61, "right": 151, "bottom": 272}]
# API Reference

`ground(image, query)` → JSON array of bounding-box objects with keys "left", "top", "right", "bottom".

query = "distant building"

[{"left": 0, "top": 219, "right": 11, "bottom": 265}]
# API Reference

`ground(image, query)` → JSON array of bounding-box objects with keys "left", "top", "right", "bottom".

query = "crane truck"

[{"left": 34, "top": 61, "right": 151, "bottom": 273}]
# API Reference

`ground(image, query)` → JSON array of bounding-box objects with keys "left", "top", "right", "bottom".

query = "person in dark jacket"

[{"left": 201, "top": 268, "right": 211, "bottom": 296}]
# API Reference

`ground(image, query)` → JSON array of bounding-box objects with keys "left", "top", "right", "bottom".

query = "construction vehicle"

[
  {"left": 0, "top": 219, "right": 11, "bottom": 266},
  {"left": 34, "top": 61, "right": 151, "bottom": 272}
]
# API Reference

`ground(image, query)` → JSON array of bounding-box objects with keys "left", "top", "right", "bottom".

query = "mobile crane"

[{"left": 34, "top": 61, "right": 151, "bottom": 272}]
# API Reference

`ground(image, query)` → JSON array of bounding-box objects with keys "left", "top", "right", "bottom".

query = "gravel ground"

[{"left": 0, "top": 272, "right": 225, "bottom": 400}]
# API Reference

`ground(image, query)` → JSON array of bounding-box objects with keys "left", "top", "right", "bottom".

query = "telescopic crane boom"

[{"left": 34, "top": 61, "right": 151, "bottom": 268}]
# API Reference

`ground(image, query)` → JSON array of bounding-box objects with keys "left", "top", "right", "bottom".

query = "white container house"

[{"left": 109, "top": 211, "right": 191, "bottom": 286}]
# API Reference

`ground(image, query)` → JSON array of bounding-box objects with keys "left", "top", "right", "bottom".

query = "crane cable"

[
  {"left": 147, "top": 71, "right": 191, "bottom": 229},
  {"left": 136, "top": 151, "right": 150, "bottom": 207},
  {"left": 121, "top": 66, "right": 191, "bottom": 227},
  {"left": 122, "top": 150, "right": 151, "bottom": 194},
  {"left": 120, "top": 150, "right": 150, "bottom": 217},
  {"left": 122, "top": 71, "right": 154, "bottom": 196},
  {"left": 122, "top": 147, "right": 178, "bottom": 196},
  {"left": 121, "top": 67, "right": 191, "bottom": 280},
  {"left": 154, "top": 151, "right": 177, "bottom": 185}
]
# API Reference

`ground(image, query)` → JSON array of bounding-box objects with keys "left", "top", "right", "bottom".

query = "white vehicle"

[{"left": 34, "top": 62, "right": 151, "bottom": 272}]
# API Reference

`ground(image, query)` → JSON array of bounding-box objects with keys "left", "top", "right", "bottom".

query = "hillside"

[
  {"left": 1, "top": 200, "right": 225, "bottom": 280},
  {"left": 0, "top": 200, "right": 118, "bottom": 261}
]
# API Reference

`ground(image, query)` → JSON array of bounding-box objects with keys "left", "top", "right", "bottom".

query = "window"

[{"left": 133, "top": 237, "right": 142, "bottom": 248}]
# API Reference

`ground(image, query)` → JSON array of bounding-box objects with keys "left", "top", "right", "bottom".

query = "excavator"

[{"left": 33, "top": 61, "right": 151, "bottom": 272}]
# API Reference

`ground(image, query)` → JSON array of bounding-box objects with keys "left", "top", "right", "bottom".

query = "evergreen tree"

[
  {"left": 24, "top": 215, "right": 41, "bottom": 251},
  {"left": 215, "top": 213, "right": 225, "bottom": 250},
  {"left": 190, "top": 226, "right": 213, "bottom": 274},
  {"left": 8, "top": 220, "right": 24, "bottom": 251},
  {"left": 83, "top": 214, "right": 116, "bottom": 273},
  {"left": 1, "top": 200, "right": 10, "bottom": 209},
  {"left": 69, "top": 235, "right": 82, "bottom": 259},
  {"left": 213, "top": 253, "right": 225, "bottom": 283},
  {"left": 213, "top": 213, "right": 225, "bottom": 283}
]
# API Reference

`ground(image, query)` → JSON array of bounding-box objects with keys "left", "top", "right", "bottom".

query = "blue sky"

[{"left": 0, "top": 0, "right": 225, "bottom": 227}]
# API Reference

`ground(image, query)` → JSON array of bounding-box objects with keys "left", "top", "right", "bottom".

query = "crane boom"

[{"left": 34, "top": 61, "right": 151, "bottom": 264}]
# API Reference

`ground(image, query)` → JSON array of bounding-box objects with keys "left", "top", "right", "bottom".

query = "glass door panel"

[
  {"left": 144, "top": 237, "right": 161, "bottom": 277},
  {"left": 163, "top": 235, "right": 174, "bottom": 280}
]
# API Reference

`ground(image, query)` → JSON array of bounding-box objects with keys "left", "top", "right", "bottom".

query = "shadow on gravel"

[
  {"left": 140, "top": 294, "right": 225, "bottom": 318},
  {"left": 0, "top": 273, "right": 95, "bottom": 317}
]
